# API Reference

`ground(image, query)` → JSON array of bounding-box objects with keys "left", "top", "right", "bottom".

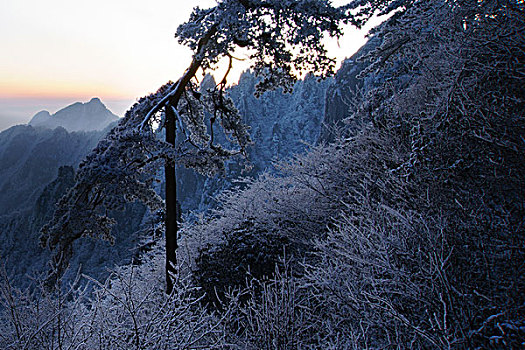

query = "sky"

[{"left": 0, "top": 0, "right": 374, "bottom": 131}]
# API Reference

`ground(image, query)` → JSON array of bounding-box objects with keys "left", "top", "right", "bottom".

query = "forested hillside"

[{"left": 0, "top": 0, "right": 523, "bottom": 349}]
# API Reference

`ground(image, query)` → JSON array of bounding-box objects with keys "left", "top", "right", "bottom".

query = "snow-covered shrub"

[
  {"left": 310, "top": 0, "right": 525, "bottom": 347},
  {"left": 0, "top": 266, "right": 90, "bottom": 350},
  {"left": 223, "top": 260, "right": 322, "bottom": 350},
  {"left": 0, "top": 249, "right": 229, "bottom": 350},
  {"left": 81, "top": 250, "right": 228, "bottom": 350},
  {"left": 307, "top": 196, "right": 454, "bottom": 348},
  {"left": 185, "top": 127, "right": 397, "bottom": 304},
  {"left": 194, "top": 218, "right": 289, "bottom": 308},
  {"left": 186, "top": 1, "right": 525, "bottom": 346}
]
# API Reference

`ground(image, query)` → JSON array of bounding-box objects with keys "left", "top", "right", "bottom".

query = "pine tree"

[{"left": 41, "top": 0, "right": 356, "bottom": 294}]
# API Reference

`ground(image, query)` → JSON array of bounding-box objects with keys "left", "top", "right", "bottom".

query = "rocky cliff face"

[
  {"left": 0, "top": 125, "right": 106, "bottom": 215},
  {"left": 0, "top": 124, "right": 146, "bottom": 287},
  {"left": 0, "top": 125, "right": 107, "bottom": 286},
  {"left": 232, "top": 71, "right": 330, "bottom": 171},
  {"left": 31, "top": 165, "right": 76, "bottom": 233},
  {"left": 0, "top": 161, "right": 146, "bottom": 288}
]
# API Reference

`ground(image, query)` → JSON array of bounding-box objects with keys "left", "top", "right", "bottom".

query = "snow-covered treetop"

[{"left": 176, "top": 0, "right": 354, "bottom": 93}]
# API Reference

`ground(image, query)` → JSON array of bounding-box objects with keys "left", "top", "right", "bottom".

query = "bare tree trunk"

[
  {"left": 164, "top": 105, "right": 178, "bottom": 295},
  {"left": 160, "top": 25, "right": 218, "bottom": 295}
]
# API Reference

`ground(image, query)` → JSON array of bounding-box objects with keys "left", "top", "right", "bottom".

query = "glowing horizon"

[
  {"left": 0, "top": 80, "right": 131, "bottom": 100},
  {"left": 0, "top": 0, "right": 217, "bottom": 101}
]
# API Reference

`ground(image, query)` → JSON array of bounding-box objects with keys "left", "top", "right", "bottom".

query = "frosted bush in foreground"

[
  {"left": 0, "top": 266, "right": 90, "bottom": 350},
  {"left": 82, "top": 253, "right": 228, "bottom": 349},
  {"left": 0, "top": 249, "right": 229, "bottom": 350},
  {"left": 223, "top": 261, "right": 320, "bottom": 350}
]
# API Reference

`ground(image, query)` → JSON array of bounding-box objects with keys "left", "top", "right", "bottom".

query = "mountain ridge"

[{"left": 29, "top": 97, "right": 119, "bottom": 132}]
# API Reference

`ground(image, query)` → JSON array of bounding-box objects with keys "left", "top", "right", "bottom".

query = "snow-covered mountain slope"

[
  {"left": 29, "top": 97, "right": 118, "bottom": 132},
  {"left": 320, "top": 36, "right": 380, "bottom": 142}
]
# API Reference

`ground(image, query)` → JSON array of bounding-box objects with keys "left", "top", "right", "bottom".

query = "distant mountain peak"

[
  {"left": 29, "top": 98, "right": 118, "bottom": 132},
  {"left": 29, "top": 110, "right": 51, "bottom": 127}
]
